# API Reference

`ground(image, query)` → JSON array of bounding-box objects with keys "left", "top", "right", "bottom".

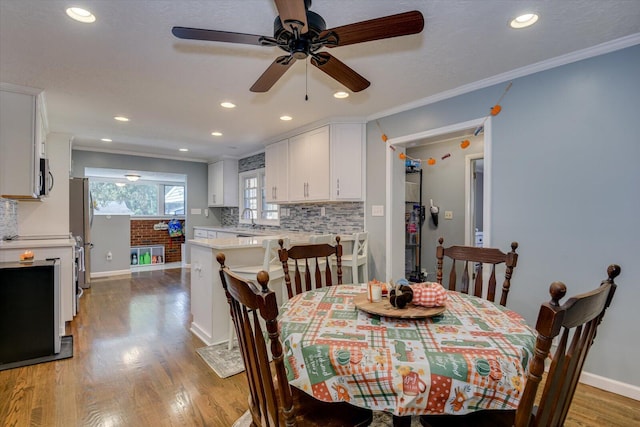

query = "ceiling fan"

[{"left": 172, "top": 0, "right": 424, "bottom": 93}]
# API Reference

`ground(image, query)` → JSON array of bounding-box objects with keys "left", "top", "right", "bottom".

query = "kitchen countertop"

[
  {"left": 189, "top": 233, "right": 310, "bottom": 250},
  {"left": 192, "top": 226, "right": 278, "bottom": 236},
  {"left": 0, "top": 238, "right": 76, "bottom": 249}
]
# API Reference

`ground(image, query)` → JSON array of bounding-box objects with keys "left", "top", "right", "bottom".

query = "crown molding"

[
  {"left": 72, "top": 145, "right": 208, "bottom": 163},
  {"left": 368, "top": 33, "right": 640, "bottom": 121}
]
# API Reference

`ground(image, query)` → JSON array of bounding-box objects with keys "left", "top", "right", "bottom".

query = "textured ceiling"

[{"left": 1, "top": 0, "right": 639, "bottom": 162}]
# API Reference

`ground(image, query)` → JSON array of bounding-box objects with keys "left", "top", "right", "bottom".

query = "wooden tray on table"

[{"left": 353, "top": 292, "right": 446, "bottom": 319}]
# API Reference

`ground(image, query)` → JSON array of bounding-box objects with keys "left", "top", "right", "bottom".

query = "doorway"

[
  {"left": 385, "top": 117, "right": 492, "bottom": 281},
  {"left": 465, "top": 154, "right": 484, "bottom": 247}
]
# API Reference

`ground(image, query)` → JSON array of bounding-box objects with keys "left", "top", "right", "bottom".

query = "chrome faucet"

[{"left": 241, "top": 208, "right": 257, "bottom": 228}]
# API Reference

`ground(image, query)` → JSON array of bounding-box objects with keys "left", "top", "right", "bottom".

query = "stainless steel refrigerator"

[{"left": 69, "top": 177, "right": 93, "bottom": 288}]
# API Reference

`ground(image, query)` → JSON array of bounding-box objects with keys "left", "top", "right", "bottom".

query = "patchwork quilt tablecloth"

[{"left": 278, "top": 284, "right": 535, "bottom": 417}]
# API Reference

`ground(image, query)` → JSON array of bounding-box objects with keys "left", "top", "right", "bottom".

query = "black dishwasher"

[{"left": 0, "top": 259, "right": 61, "bottom": 365}]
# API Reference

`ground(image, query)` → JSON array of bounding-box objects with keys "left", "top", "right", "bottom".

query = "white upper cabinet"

[
  {"left": 208, "top": 159, "right": 238, "bottom": 207},
  {"left": 264, "top": 122, "right": 365, "bottom": 204},
  {"left": 265, "top": 139, "right": 288, "bottom": 203},
  {"left": 0, "top": 85, "right": 43, "bottom": 200},
  {"left": 288, "top": 126, "right": 330, "bottom": 202},
  {"left": 330, "top": 123, "right": 365, "bottom": 201}
]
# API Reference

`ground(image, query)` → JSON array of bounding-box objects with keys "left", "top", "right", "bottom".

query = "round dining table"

[{"left": 278, "top": 284, "right": 535, "bottom": 417}]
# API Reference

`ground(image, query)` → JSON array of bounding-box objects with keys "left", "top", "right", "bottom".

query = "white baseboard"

[
  {"left": 580, "top": 371, "right": 640, "bottom": 401},
  {"left": 91, "top": 269, "right": 131, "bottom": 278}
]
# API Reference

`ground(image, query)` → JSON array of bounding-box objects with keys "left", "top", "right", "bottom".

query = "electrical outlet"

[
  {"left": 444, "top": 211, "right": 453, "bottom": 219},
  {"left": 106, "top": 251, "right": 113, "bottom": 261}
]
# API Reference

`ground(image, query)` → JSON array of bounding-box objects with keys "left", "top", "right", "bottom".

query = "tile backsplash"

[
  {"left": 222, "top": 202, "right": 364, "bottom": 235},
  {"left": 220, "top": 153, "right": 364, "bottom": 235},
  {"left": 0, "top": 197, "right": 18, "bottom": 238}
]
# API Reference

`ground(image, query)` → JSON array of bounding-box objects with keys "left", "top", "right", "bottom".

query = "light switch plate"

[
  {"left": 444, "top": 211, "right": 453, "bottom": 219},
  {"left": 191, "top": 208, "right": 202, "bottom": 215},
  {"left": 372, "top": 205, "right": 384, "bottom": 217}
]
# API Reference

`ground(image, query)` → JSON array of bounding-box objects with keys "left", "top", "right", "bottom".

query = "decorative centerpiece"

[{"left": 389, "top": 283, "right": 414, "bottom": 309}]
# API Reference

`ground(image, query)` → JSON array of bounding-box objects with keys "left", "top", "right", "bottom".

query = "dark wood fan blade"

[
  {"left": 324, "top": 10, "right": 424, "bottom": 47},
  {"left": 250, "top": 56, "right": 297, "bottom": 92},
  {"left": 310, "top": 52, "right": 370, "bottom": 92},
  {"left": 172, "top": 27, "right": 264, "bottom": 45},
  {"left": 274, "top": 0, "right": 308, "bottom": 33}
]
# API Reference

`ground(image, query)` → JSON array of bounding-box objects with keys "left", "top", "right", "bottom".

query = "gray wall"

[
  {"left": 366, "top": 44, "right": 640, "bottom": 387},
  {"left": 71, "top": 150, "right": 216, "bottom": 239},
  {"left": 91, "top": 214, "right": 130, "bottom": 273},
  {"left": 407, "top": 135, "right": 484, "bottom": 276}
]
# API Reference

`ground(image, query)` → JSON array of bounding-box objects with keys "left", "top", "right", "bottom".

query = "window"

[
  {"left": 239, "top": 168, "right": 279, "bottom": 226},
  {"left": 90, "top": 180, "right": 185, "bottom": 217}
]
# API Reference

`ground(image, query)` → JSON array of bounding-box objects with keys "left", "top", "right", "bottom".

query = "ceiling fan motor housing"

[{"left": 274, "top": 10, "right": 327, "bottom": 58}]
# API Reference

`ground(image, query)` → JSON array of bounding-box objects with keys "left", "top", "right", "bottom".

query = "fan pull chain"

[{"left": 305, "top": 60, "right": 309, "bottom": 101}]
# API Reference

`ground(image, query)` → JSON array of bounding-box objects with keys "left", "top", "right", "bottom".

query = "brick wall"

[{"left": 130, "top": 219, "right": 185, "bottom": 263}]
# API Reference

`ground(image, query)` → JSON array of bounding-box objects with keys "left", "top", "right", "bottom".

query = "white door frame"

[
  {"left": 384, "top": 117, "right": 492, "bottom": 280},
  {"left": 465, "top": 152, "right": 484, "bottom": 246}
]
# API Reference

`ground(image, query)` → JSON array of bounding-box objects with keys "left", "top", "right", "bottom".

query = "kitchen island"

[
  {"left": 189, "top": 235, "right": 284, "bottom": 346},
  {"left": 189, "top": 232, "right": 355, "bottom": 346}
]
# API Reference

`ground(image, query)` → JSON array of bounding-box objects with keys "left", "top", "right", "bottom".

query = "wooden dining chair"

[
  {"left": 436, "top": 237, "right": 519, "bottom": 306},
  {"left": 278, "top": 236, "right": 342, "bottom": 299},
  {"left": 420, "top": 264, "right": 621, "bottom": 427},
  {"left": 216, "top": 253, "right": 373, "bottom": 427}
]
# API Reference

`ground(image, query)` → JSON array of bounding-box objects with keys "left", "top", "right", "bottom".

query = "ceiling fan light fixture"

[
  {"left": 125, "top": 174, "right": 141, "bottom": 182},
  {"left": 65, "top": 7, "right": 96, "bottom": 23},
  {"left": 333, "top": 91, "right": 349, "bottom": 99},
  {"left": 280, "top": 115, "right": 292, "bottom": 121},
  {"left": 220, "top": 102, "right": 236, "bottom": 109},
  {"left": 510, "top": 13, "right": 539, "bottom": 29}
]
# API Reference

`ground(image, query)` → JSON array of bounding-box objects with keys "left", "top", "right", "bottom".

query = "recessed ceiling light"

[
  {"left": 125, "top": 174, "right": 140, "bottom": 182},
  {"left": 220, "top": 102, "right": 236, "bottom": 109},
  {"left": 334, "top": 91, "right": 349, "bottom": 99},
  {"left": 280, "top": 115, "right": 292, "bottom": 121},
  {"left": 179, "top": 148, "right": 189, "bottom": 152},
  {"left": 65, "top": 7, "right": 96, "bottom": 23},
  {"left": 114, "top": 116, "right": 129, "bottom": 122},
  {"left": 100, "top": 138, "right": 112, "bottom": 142},
  {"left": 510, "top": 13, "right": 539, "bottom": 29},
  {"left": 211, "top": 131, "right": 223, "bottom": 136}
]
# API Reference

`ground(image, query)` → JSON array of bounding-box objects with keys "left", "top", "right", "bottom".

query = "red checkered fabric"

[{"left": 412, "top": 282, "right": 448, "bottom": 307}]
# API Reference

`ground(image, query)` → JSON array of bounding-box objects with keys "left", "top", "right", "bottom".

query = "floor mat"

[
  {"left": 196, "top": 342, "right": 245, "bottom": 378},
  {"left": 0, "top": 335, "right": 73, "bottom": 372}
]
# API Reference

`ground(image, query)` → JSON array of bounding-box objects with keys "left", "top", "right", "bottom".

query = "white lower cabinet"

[{"left": 190, "top": 244, "right": 230, "bottom": 346}]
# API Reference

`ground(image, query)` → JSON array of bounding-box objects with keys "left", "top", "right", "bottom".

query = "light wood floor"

[{"left": 1, "top": 268, "right": 638, "bottom": 426}]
